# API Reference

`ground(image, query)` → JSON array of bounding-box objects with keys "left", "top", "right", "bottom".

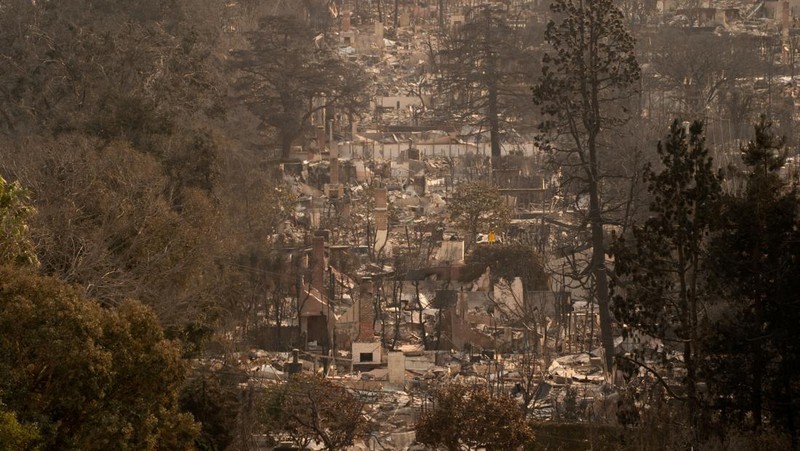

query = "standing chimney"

[
  {"left": 374, "top": 187, "right": 388, "bottom": 232},
  {"left": 330, "top": 140, "right": 340, "bottom": 184},
  {"left": 311, "top": 235, "right": 325, "bottom": 294},
  {"left": 343, "top": 11, "right": 351, "bottom": 32},
  {"left": 330, "top": 159, "right": 340, "bottom": 185},
  {"left": 316, "top": 125, "right": 326, "bottom": 152},
  {"left": 358, "top": 278, "right": 375, "bottom": 341},
  {"left": 374, "top": 22, "right": 383, "bottom": 48},
  {"left": 459, "top": 289, "right": 468, "bottom": 319}
]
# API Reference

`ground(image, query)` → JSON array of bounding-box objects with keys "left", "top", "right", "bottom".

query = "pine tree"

[
  {"left": 706, "top": 117, "right": 800, "bottom": 446},
  {"left": 533, "top": 0, "right": 640, "bottom": 375},
  {"left": 435, "top": 4, "right": 539, "bottom": 171},
  {"left": 611, "top": 120, "right": 722, "bottom": 435}
]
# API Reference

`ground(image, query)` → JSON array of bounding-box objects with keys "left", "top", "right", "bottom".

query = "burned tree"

[
  {"left": 257, "top": 374, "right": 367, "bottom": 450},
  {"left": 232, "top": 15, "right": 370, "bottom": 159}
]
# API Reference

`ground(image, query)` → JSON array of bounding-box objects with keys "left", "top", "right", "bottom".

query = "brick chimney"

[
  {"left": 357, "top": 278, "right": 375, "bottom": 341},
  {"left": 311, "top": 235, "right": 325, "bottom": 294},
  {"left": 374, "top": 187, "right": 388, "bottom": 232},
  {"left": 343, "top": 11, "right": 351, "bottom": 32}
]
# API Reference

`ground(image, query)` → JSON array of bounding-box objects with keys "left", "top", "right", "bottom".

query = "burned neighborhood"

[{"left": 1, "top": 0, "right": 800, "bottom": 449}]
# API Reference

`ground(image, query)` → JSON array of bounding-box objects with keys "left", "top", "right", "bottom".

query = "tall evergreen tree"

[
  {"left": 435, "top": 4, "right": 539, "bottom": 170},
  {"left": 533, "top": 0, "right": 640, "bottom": 374},
  {"left": 706, "top": 117, "right": 800, "bottom": 447},
  {"left": 611, "top": 120, "right": 722, "bottom": 435}
]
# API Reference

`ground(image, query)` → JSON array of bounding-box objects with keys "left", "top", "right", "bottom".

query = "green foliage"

[
  {"left": 612, "top": 120, "right": 722, "bottom": 339},
  {"left": 0, "top": 176, "right": 38, "bottom": 267},
  {"left": 448, "top": 181, "right": 510, "bottom": 251},
  {"left": 562, "top": 387, "right": 579, "bottom": 422},
  {"left": 461, "top": 244, "right": 549, "bottom": 292},
  {"left": 533, "top": 0, "right": 640, "bottom": 375},
  {"left": 705, "top": 117, "right": 800, "bottom": 437},
  {"left": 534, "top": 0, "right": 639, "bottom": 134},
  {"left": 257, "top": 374, "right": 367, "bottom": 450},
  {"left": 179, "top": 371, "right": 241, "bottom": 451},
  {"left": 0, "top": 405, "right": 40, "bottom": 451},
  {"left": 0, "top": 266, "right": 199, "bottom": 449},
  {"left": 741, "top": 115, "right": 788, "bottom": 172},
  {"left": 611, "top": 120, "right": 722, "bottom": 434},
  {"left": 415, "top": 383, "right": 534, "bottom": 451},
  {"left": 613, "top": 117, "right": 800, "bottom": 442}
]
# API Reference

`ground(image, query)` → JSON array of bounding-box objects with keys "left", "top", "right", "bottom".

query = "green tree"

[
  {"left": 706, "top": 117, "right": 800, "bottom": 446},
  {"left": 257, "top": 374, "right": 367, "bottom": 450},
  {"left": 533, "top": 0, "right": 640, "bottom": 374},
  {"left": 415, "top": 383, "right": 534, "bottom": 450},
  {"left": 0, "top": 175, "right": 38, "bottom": 267},
  {"left": 0, "top": 404, "right": 39, "bottom": 450},
  {"left": 447, "top": 181, "right": 511, "bottom": 253},
  {"left": 461, "top": 244, "right": 550, "bottom": 293},
  {"left": 611, "top": 120, "right": 722, "bottom": 435},
  {"left": 0, "top": 265, "right": 199, "bottom": 449},
  {"left": 179, "top": 371, "right": 241, "bottom": 451}
]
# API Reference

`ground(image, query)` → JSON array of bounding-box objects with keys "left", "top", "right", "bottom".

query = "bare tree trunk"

[
  {"left": 488, "top": 81, "right": 500, "bottom": 178},
  {"left": 438, "top": 0, "right": 445, "bottom": 32},
  {"left": 588, "top": 133, "right": 615, "bottom": 377},
  {"left": 484, "top": 7, "right": 501, "bottom": 177}
]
